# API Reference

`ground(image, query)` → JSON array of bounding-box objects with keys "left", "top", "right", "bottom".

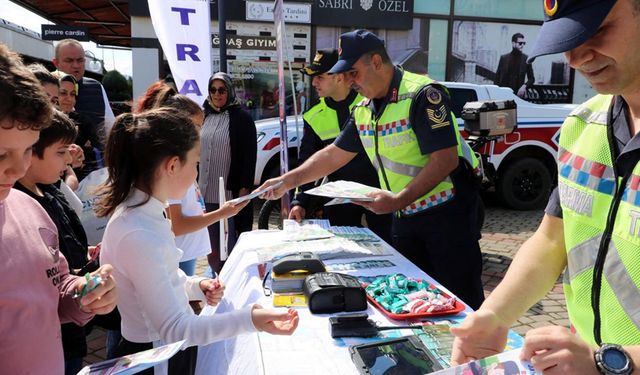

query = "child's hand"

[
  {"left": 200, "top": 278, "right": 225, "bottom": 306},
  {"left": 87, "top": 243, "right": 101, "bottom": 262},
  {"left": 220, "top": 199, "right": 249, "bottom": 218},
  {"left": 251, "top": 306, "right": 299, "bottom": 335},
  {"left": 75, "top": 265, "right": 118, "bottom": 315},
  {"left": 68, "top": 144, "right": 85, "bottom": 168}
]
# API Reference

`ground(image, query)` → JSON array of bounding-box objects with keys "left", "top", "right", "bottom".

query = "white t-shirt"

[
  {"left": 100, "top": 188, "right": 255, "bottom": 345},
  {"left": 168, "top": 183, "right": 211, "bottom": 262}
]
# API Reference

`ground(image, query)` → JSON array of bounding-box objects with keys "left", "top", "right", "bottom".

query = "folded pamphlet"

[
  {"left": 229, "top": 181, "right": 284, "bottom": 205},
  {"left": 430, "top": 348, "right": 540, "bottom": 375},
  {"left": 305, "top": 181, "right": 377, "bottom": 205},
  {"left": 78, "top": 340, "right": 186, "bottom": 375}
]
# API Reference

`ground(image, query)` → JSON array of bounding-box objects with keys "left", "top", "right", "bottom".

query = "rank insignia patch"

[
  {"left": 426, "top": 87, "right": 442, "bottom": 105},
  {"left": 427, "top": 104, "right": 450, "bottom": 129}
]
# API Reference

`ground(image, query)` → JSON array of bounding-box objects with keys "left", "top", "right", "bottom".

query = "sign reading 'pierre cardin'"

[
  {"left": 312, "top": 0, "right": 414, "bottom": 29},
  {"left": 41, "top": 25, "right": 90, "bottom": 41}
]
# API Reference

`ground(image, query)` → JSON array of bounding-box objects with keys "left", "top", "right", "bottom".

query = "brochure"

[
  {"left": 429, "top": 348, "right": 540, "bottom": 375},
  {"left": 282, "top": 219, "right": 335, "bottom": 241},
  {"left": 77, "top": 340, "right": 186, "bottom": 375},
  {"left": 229, "top": 181, "right": 284, "bottom": 205},
  {"left": 305, "top": 180, "right": 377, "bottom": 204}
]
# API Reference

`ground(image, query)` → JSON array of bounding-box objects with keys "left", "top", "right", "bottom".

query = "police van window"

[{"left": 448, "top": 88, "right": 478, "bottom": 118}]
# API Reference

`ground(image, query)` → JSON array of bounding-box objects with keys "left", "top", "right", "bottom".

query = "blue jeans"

[
  {"left": 106, "top": 329, "right": 122, "bottom": 359},
  {"left": 179, "top": 258, "right": 197, "bottom": 276}
]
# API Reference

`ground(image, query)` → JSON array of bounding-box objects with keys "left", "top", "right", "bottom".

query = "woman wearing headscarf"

[{"left": 200, "top": 72, "right": 257, "bottom": 274}]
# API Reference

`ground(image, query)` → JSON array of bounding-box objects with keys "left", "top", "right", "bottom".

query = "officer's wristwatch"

[{"left": 594, "top": 343, "right": 634, "bottom": 375}]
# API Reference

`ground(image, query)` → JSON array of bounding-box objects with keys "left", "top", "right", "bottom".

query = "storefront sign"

[
  {"left": 246, "top": 1, "right": 311, "bottom": 24},
  {"left": 312, "top": 0, "right": 413, "bottom": 29},
  {"left": 212, "top": 34, "right": 276, "bottom": 50},
  {"left": 41, "top": 25, "right": 90, "bottom": 41}
]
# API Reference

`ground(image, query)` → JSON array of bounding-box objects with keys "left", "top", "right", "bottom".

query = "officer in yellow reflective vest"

[
  {"left": 451, "top": 1, "right": 640, "bottom": 373},
  {"left": 289, "top": 49, "right": 392, "bottom": 243},
  {"left": 257, "top": 30, "right": 485, "bottom": 310}
]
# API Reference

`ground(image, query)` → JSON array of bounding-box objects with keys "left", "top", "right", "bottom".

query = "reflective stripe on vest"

[
  {"left": 353, "top": 71, "right": 478, "bottom": 216},
  {"left": 303, "top": 95, "right": 363, "bottom": 141},
  {"left": 558, "top": 94, "right": 640, "bottom": 345}
]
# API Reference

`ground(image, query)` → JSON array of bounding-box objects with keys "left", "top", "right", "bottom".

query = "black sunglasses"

[
  {"left": 516, "top": 41, "right": 526, "bottom": 46},
  {"left": 209, "top": 87, "right": 227, "bottom": 95}
]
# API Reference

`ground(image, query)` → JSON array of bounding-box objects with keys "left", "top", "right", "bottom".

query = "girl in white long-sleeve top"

[{"left": 97, "top": 108, "right": 299, "bottom": 375}]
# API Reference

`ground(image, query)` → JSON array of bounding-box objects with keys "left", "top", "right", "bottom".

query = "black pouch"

[
  {"left": 329, "top": 313, "right": 378, "bottom": 338},
  {"left": 303, "top": 272, "right": 367, "bottom": 314}
]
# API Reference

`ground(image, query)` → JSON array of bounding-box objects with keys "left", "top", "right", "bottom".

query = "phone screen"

[{"left": 355, "top": 338, "right": 438, "bottom": 375}]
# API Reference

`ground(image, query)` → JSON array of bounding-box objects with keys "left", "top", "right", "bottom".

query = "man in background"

[
  {"left": 53, "top": 38, "right": 113, "bottom": 179},
  {"left": 494, "top": 33, "right": 534, "bottom": 98}
]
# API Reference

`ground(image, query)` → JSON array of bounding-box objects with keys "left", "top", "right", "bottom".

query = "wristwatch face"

[{"left": 603, "top": 347, "right": 629, "bottom": 371}]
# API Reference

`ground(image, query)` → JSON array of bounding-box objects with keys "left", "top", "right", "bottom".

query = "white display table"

[{"left": 195, "top": 229, "right": 471, "bottom": 375}]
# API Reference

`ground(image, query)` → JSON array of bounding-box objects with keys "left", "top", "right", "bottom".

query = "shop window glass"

[
  {"left": 427, "top": 19, "right": 448, "bottom": 81},
  {"left": 454, "top": 0, "right": 543, "bottom": 21},
  {"left": 415, "top": 0, "right": 450, "bottom": 15}
]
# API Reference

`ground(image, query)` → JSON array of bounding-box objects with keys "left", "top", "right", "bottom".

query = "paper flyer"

[
  {"left": 429, "top": 348, "right": 541, "bottom": 375},
  {"left": 77, "top": 340, "right": 186, "bottom": 375},
  {"left": 282, "top": 219, "right": 335, "bottom": 241},
  {"left": 305, "top": 180, "right": 377, "bottom": 204},
  {"left": 229, "top": 181, "right": 284, "bottom": 205}
]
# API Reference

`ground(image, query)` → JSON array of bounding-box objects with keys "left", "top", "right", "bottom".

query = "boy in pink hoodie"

[{"left": 0, "top": 43, "right": 118, "bottom": 375}]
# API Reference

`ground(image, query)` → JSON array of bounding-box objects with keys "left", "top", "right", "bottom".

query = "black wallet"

[{"left": 329, "top": 313, "right": 378, "bottom": 338}]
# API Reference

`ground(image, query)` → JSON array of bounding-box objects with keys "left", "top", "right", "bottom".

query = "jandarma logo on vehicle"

[{"left": 360, "top": 0, "right": 373, "bottom": 11}]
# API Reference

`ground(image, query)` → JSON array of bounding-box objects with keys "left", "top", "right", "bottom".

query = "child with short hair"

[
  {"left": 98, "top": 109, "right": 298, "bottom": 375},
  {"left": 12, "top": 109, "right": 94, "bottom": 374},
  {"left": 0, "top": 43, "right": 117, "bottom": 374}
]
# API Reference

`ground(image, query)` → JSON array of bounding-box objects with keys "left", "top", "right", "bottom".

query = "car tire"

[
  {"left": 258, "top": 199, "right": 282, "bottom": 230},
  {"left": 497, "top": 157, "right": 552, "bottom": 210}
]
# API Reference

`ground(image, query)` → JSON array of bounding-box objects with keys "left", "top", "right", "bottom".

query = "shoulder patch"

[
  {"left": 426, "top": 104, "right": 450, "bottom": 130},
  {"left": 426, "top": 86, "right": 443, "bottom": 105}
]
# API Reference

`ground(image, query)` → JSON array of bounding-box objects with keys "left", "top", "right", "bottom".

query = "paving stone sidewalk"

[{"left": 85, "top": 203, "right": 566, "bottom": 365}]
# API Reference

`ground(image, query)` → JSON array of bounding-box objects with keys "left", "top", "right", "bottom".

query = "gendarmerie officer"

[
  {"left": 290, "top": 49, "right": 391, "bottom": 243},
  {"left": 258, "top": 30, "right": 484, "bottom": 309}
]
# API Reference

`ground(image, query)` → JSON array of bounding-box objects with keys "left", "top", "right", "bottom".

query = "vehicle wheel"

[
  {"left": 497, "top": 157, "right": 552, "bottom": 210},
  {"left": 258, "top": 199, "right": 283, "bottom": 230}
]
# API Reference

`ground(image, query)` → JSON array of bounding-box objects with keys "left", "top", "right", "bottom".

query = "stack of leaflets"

[
  {"left": 329, "top": 226, "right": 379, "bottom": 242},
  {"left": 282, "top": 219, "right": 335, "bottom": 241},
  {"left": 305, "top": 180, "right": 377, "bottom": 206},
  {"left": 271, "top": 270, "right": 310, "bottom": 293}
]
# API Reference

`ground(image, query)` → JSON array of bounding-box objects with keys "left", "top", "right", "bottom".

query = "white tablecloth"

[{"left": 195, "top": 229, "right": 471, "bottom": 375}]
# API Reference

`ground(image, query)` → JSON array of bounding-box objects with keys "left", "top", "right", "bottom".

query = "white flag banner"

[{"left": 148, "top": 0, "right": 212, "bottom": 104}]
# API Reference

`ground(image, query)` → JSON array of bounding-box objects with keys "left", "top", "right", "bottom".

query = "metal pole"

[{"left": 218, "top": 0, "right": 227, "bottom": 73}]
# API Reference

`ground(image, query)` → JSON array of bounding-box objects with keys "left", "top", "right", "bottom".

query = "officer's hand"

[
  {"left": 355, "top": 189, "right": 399, "bottom": 214},
  {"left": 520, "top": 326, "right": 599, "bottom": 375},
  {"left": 450, "top": 309, "right": 509, "bottom": 366},
  {"left": 256, "top": 177, "right": 289, "bottom": 200},
  {"left": 288, "top": 205, "right": 306, "bottom": 222}
]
